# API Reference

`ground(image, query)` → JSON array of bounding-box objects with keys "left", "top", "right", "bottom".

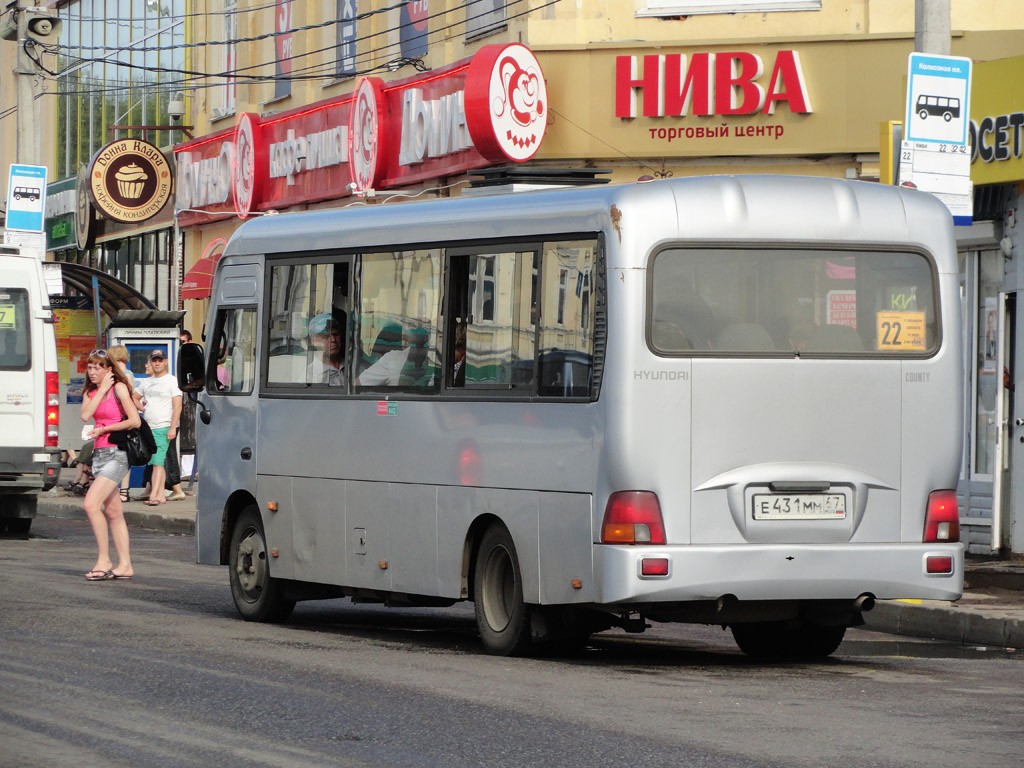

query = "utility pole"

[
  {"left": 915, "top": 0, "right": 951, "bottom": 55},
  {"left": 2, "top": 0, "right": 62, "bottom": 166}
]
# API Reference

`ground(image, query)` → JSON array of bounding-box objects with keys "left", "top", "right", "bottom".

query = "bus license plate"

[{"left": 752, "top": 493, "right": 846, "bottom": 520}]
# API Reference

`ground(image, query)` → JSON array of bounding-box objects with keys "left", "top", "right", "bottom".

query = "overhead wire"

[{"left": 38, "top": 0, "right": 546, "bottom": 93}]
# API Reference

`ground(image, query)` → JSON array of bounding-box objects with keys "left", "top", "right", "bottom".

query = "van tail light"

[
  {"left": 45, "top": 372, "right": 59, "bottom": 448},
  {"left": 923, "top": 490, "right": 959, "bottom": 543},
  {"left": 601, "top": 491, "right": 666, "bottom": 544}
]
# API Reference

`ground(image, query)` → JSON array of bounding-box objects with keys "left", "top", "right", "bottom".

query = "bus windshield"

[
  {"left": 0, "top": 289, "right": 30, "bottom": 369},
  {"left": 650, "top": 247, "right": 939, "bottom": 356}
]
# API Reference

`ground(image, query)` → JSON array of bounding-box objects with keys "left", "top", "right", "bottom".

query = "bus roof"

[{"left": 224, "top": 175, "right": 957, "bottom": 271}]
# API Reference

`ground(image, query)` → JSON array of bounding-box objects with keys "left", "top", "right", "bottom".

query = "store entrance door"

[
  {"left": 990, "top": 291, "right": 1015, "bottom": 552},
  {"left": 958, "top": 248, "right": 1010, "bottom": 554}
]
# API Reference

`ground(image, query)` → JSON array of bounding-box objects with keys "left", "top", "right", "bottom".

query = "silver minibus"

[{"left": 179, "top": 175, "right": 964, "bottom": 658}]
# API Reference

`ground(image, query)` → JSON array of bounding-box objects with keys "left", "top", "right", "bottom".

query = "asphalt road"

[{"left": 1, "top": 517, "right": 1021, "bottom": 768}]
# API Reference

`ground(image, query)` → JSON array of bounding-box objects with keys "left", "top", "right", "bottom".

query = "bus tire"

[
  {"left": 473, "top": 524, "right": 532, "bottom": 656},
  {"left": 943, "top": 111, "right": 952, "bottom": 121},
  {"left": 229, "top": 505, "right": 295, "bottom": 623},
  {"left": 5, "top": 518, "right": 31, "bottom": 535},
  {"left": 918, "top": 109, "right": 928, "bottom": 120},
  {"left": 731, "top": 621, "right": 845, "bottom": 660}
]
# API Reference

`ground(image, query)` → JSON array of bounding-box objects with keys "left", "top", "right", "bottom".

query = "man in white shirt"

[
  {"left": 357, "top": 327, "right": 434, "bottom": 387},
  {"left": 135, "top": 350, "right": 182, "bottom": 505}
]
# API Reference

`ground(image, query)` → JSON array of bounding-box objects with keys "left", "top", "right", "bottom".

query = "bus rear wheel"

[
  {"left": 229, "top": 505, "right": 295, "bottom": 623},
  {"left": 731, "top": 621, "right": 845, "bottom": 660},
  {"left": 474, "top": 524, "right": 532, "bottom": 656}
]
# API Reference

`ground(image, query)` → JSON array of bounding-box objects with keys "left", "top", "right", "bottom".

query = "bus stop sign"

[
  {"left": 904, "top": 53, "right": 972, "bottom": 145},
  {"left": 5, "top": 164, "right": 48, "bottom": 233}
]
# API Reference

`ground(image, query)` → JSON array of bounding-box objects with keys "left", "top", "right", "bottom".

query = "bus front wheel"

[
  {"left": 229, "top": 505, "right": 295, "bottom": 623},
  {"left": 918, "top": 109, "right": 928, "bottom": 120},
  {"left": 473, "top": 524, "right": 532, "bottom": 656},
  {"left": 731, "top": 621, "right": 845, "bottom": 660}
]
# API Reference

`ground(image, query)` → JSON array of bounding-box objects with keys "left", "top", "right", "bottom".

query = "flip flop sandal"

[{"left": 85, "top": 570, "right": 114, "bottom": 581}]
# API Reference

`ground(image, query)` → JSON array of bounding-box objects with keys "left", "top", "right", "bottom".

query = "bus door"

[{"left": 195, "top": 263, "right": 261, "bottom": 563}]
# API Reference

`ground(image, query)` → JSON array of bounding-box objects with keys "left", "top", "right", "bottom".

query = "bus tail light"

[
  {"left": 601, "top": 491, "right": 666, "bottom": 544},
  {"left": 926, "top": 556, "right": 954, "bottom": 574},
  {"left": 923, "top": 490, "right": 959, "bottom": 543},
  {"left": 45, "top": 371, "right": 59, "bottom": 448}
]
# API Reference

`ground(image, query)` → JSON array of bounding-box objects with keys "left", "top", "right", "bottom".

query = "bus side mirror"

[
  {"left": 177, "top": 342, "right": 206, "bottom": 392},
  {"left": 177, "top": 342, "right": 212, "bottom": 425}
]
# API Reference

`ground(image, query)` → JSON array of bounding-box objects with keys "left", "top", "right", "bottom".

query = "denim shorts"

[{"left": 91, "top": 446, "right": 130, "bottom": 482}]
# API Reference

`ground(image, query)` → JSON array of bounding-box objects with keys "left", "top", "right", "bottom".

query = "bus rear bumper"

[{"left": 594, "top": 542, "right": 965, "bottom": 605}]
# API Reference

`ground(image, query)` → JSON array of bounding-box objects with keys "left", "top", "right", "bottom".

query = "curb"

[
  {"left": 36, "top": 495, "right": 195, "bottom": 536},
  {"left": 865, "top": 598, "right": 1024, "bottom": 648}
]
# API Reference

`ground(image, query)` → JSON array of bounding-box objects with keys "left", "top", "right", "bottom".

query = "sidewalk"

[
  {"left": 34, "top": 477, "right": 1024, "bottom": 650},
  {"left": 39, "top": 469, "right": 196, "bottom": 536}
]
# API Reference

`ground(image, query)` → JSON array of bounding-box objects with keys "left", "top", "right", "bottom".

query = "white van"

[{"left": 0, "top": 246, "right": 61, "bottom": 534}]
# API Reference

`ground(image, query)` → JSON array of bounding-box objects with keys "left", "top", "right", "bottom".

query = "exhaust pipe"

[{"left": 854, "top": 593, "right": 876, "bottom": 612}]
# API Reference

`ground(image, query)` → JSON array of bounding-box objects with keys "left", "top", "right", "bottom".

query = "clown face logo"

[
  {"left": 488, "top": 45, "right": 546, "bottom": 162},
  {"left": 349, "top": 77, "right": 384, "bottom": 196},
  {"left": 233, "top": 112, "right": 257, "bottom": 218}
]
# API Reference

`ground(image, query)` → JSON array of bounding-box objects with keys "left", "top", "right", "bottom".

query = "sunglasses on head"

[{"left": 90, "top": 349, "right": 108, "bottom": 358}]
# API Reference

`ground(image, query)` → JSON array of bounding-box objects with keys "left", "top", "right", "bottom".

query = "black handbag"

[{"left": 109, "top": 400, "right": 157, "bottom": 466}]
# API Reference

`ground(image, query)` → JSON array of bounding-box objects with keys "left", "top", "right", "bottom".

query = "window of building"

[
  {"left": 55, "top": 0, "right": 189, "bottom": 178},
  {"left": 637, "top": 0, "right": 820, "bottom": 17},
  {"left": 465, "top": 0, "right": 505, "bottom": 40},
  {"left": 335, "top": 0, "right": 358, "bottom": 79}
]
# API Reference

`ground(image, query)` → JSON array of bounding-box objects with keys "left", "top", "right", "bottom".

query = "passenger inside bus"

[
  {"left": 356, "top": 326, "right": 435, "bottom": 388},
  {"left": 307, "top": 311, "right": 346, "bottom": 387}
]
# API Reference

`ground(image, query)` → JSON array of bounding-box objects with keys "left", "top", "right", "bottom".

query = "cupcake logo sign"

[{"left": 89, "top": 139, "right": 172, "bottom": 223}]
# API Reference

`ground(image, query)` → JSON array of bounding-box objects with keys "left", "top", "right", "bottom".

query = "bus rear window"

[
  {"left": 649, "top": 247, "right": 939, "bottom": 356},
  {"left": 0, "top": 289, "right": 30, "bottom": 369}
]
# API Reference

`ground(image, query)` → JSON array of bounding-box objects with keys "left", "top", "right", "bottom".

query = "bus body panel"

[
  {"left": 194, "top": 175, "right": 964, "bottom": 624},
  {"left": 688, "top": 359, "right": 902, "bottom": 545}
]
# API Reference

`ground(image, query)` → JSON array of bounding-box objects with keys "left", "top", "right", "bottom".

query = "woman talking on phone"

[{"left": 80, "top": 348, "right": 140, "bottom": 581}]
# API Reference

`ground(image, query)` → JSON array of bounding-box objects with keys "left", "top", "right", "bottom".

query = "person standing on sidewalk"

[
  {"left": 80, "top": 348, "right": 140, "bottom": 581},
  {"left": 135, "top": 350, "right": 182, "bottom": 506}
]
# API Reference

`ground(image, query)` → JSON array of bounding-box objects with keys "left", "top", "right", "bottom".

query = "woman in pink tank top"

[{"left": 80, "top": 348, "right": 141, "bottom": 581}]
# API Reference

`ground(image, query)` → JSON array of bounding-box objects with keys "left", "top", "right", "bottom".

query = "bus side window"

[
  {"left": 209, "top": 308, "right": 256, "bottom": 394},
  {"left": 446, "top": 250, "right": 537, "bottom": 391},
  {"left": 355, "top": 249, "right": 441, "bottom": 391},
  {"left": 537, "top": 240, "right": 597, "bottom": 397}
]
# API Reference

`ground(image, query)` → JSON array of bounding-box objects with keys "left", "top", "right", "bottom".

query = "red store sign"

[
  {"left": 615, "top": 50, "right": 812, "bottom": 118},
  {"left": 174, "top": 43, "right": 547, "bottom": 226}
]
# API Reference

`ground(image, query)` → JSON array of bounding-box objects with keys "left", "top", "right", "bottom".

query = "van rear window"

[
  {"left": 649, "top": 247, "right": 939, "bottom": 357},
  {"left": 0, "top": 289, "right": 30, "bottom": 369}
]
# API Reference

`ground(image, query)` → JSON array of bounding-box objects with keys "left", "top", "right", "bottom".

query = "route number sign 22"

[{"left": 876, "top": 311, "right": 926, "bottom": 351}]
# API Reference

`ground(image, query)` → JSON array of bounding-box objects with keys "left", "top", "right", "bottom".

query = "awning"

[
  {"left": 181, "top": 238, "right": 227, "bottom": 300},
  {"left": 53, "top": 262, "right": 157, "bottom": 316}
]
